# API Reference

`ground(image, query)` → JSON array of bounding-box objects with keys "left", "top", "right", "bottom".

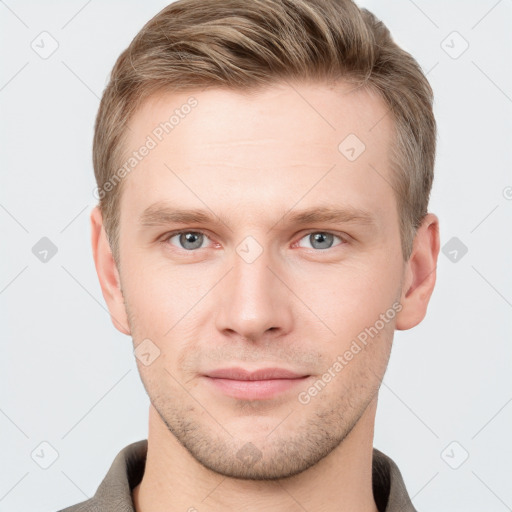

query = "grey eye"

[
  {"left": 170, "top": 232, "right": 206, "bottom": 250},
  {"left": 298, "top": 232, "right": 342, "bottom": 250}
]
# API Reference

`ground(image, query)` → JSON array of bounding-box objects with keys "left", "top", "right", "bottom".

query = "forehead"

[
  {"left": 126, "top": 80, "right": 393, "bottom": 155},
  {"left": 119, "top": 81, "right": 396, "bottom": 226}
]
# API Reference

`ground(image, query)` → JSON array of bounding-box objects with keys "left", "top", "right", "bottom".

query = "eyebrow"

[{"left": 138, "top": 202, "right": 378, "bottom": 230}]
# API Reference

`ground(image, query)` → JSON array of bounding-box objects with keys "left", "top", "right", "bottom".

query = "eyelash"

[{"left": 159, "top": 229, "right": 348, "bottom": 252}]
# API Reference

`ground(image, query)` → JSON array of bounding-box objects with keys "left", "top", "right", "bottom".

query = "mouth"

[{"left": 202, "top": 367, "right": 311, "bottom": 400}]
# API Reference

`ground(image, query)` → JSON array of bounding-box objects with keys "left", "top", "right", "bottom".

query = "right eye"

[{"left": 163, "top": 230, "right": 212, "bottom": 251}]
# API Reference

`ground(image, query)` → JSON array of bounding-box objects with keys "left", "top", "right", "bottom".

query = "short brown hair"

[{"left": 93, "top": 0, "right": 436, "bottom": 266}]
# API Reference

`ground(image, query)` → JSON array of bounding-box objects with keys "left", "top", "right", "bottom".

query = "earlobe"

[
  {"left": 90, "top": 206, "right": 131, "bottom": 335},
  {"left": 395, "top": 213, "right": 440, "bottom": 331}
]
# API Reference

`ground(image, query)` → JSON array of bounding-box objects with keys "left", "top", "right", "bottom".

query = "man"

[{"left": 60, "top": 0, "right": 439, "bottom": 510}]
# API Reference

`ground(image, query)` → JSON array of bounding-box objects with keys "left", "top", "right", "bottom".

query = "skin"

[{"left": 91, "top": 80, "right": 440, "bottom": 512}]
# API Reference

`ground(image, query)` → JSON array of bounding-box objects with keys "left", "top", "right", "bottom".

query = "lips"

[
  {"left": 205, "top": 367, "right": 307, "bottom": 380},
  {"left": 203, "top": 367, "right": 311, "bottom": 400}
]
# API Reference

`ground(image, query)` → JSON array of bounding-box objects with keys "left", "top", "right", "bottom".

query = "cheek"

[
  {"left": 123, "top": 253, "right": 204, "bottom": 322},
  {"left": 300, "top": 257, "right": 401, "bottom": 340}
]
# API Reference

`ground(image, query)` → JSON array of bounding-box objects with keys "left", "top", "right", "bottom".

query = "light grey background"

[{"left": 1, "top": 1, "right": 511, "bottom": 511}]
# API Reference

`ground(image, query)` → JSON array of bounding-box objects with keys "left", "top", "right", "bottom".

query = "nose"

[{"left": 214, "top": 243, "right": 294, "bottom": 343}]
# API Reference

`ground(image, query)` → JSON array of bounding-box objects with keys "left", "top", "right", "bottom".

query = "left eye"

[{"left": 297, "top": 232, "right": 344, "bottom": 250}]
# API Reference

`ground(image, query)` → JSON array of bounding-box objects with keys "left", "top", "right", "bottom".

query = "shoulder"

[{"left": 56, "top": 440, "right": 147, "bottom": 512}]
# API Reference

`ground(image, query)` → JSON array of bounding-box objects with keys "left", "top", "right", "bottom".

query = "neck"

[{"left": 132, "top": 399, "right": 379, "bottom": 512}]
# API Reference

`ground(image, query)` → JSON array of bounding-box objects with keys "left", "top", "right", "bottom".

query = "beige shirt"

[{"left": 58, "top": 440, "right": 417, "bottom": 511}]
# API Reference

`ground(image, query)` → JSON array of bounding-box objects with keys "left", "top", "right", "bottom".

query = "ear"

[
  {"left": 395, "top": 213, "right": 440, "bottom": 330},
  {"left": 90, "top": 206, "right": 131, "bottom": 335}
]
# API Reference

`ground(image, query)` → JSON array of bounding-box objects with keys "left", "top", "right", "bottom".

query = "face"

[{"left": 113, "top": 81, "right": 406, "bottom": 479}]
